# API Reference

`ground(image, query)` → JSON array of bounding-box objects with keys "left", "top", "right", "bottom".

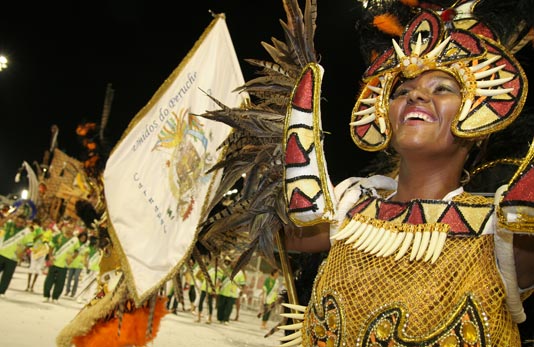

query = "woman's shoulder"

[
  {"left": 335, "top": 175, "right": 397, "bottom": 192},
  {"left": 334, "top": 175, "right": 397, "bottom": 203}
]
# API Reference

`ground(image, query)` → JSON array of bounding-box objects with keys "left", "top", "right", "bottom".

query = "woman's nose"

[{"left": 407, "top": 87, "right": 431, "bottom": 103}]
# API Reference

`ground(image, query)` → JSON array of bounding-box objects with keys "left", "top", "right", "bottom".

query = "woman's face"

[{"left": 388, "top": 70, "right": 463, "bottom": 156}]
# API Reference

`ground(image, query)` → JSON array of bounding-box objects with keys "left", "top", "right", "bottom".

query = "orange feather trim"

[
  {"left": 373, "top": 14, "right": 403, "bottom": 37},
  {"left": 400, "top": 0, "right": 418, "bottom": 7},
  {"left": 72, "top": 297, "right": 168, "bottom": 347}
]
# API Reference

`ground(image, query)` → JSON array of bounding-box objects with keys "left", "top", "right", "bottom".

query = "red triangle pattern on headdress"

[
  {"left": 439, "top": 205, "right": 471, "bottom": 234},
  {"left": 469, "top": 21, "right": 496, "bottom": 41},
  {"left": 292, "top": 69, "right": 313, "bottom": 111},
  {"left": 288, "top": 188, "right": 315, "bottom": 212},
  {"left": 364, "top": 48, "right": 395, "bottom": 78},
  {"left": 285, "top": 133, "right": 309, "bottom": 166},
  {"left": 488, "top": 99, "right": 515, "bottom": 118},
  {"left": 355, "top": 122, "right": 372, "bottom": 137},
  {"left": 450, "top": 31, "right": 485, "bottom": 57},
  {"left": 483, "top": 45, "right": 519, "bottom": 118}
]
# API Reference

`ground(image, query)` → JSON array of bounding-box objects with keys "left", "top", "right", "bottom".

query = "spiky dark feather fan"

[{"left": 193, "top": 0, "right": 318, "bottom": 275}]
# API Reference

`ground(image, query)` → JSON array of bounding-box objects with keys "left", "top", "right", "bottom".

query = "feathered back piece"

[
  {"left": 75, "top": 83, "right": 114, "bottom": 178},
  {"left": 473, "top": 0, "right": 534, "bottom": 54},
  {"left": 353, "top": 0, "right": 416, "bottom": 65},
  {"left": 194, "top": 0, "right": 318, "bottom": 272},
  {"left": 354, "top": 0, "right": 534, "bottom": 65}
]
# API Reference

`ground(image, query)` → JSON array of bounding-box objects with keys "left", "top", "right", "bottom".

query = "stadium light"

[{"left": 0, "top": 55, "right": 8, "bottom": 71}]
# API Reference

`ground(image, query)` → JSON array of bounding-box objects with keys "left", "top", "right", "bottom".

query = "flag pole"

[{"left": 274, "top": 229, "right": 298, "bottom": 306}]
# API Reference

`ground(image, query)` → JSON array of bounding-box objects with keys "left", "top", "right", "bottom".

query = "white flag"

[
  {"left": 22, "top": 161, "right": 40, "bottom": 202},
  {"left": 104, "top": 15, "right": 247, "bottom": 302}
]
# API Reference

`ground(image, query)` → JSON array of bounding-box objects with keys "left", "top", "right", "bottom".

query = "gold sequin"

[
  {"left": 327, "top": 313, "right": 337, "bottom": 330},
  {"left": 314, "top": 324, "right": 326, "bottom": 338},
  {"left": 461, "top": 321, "right": 478, "bottom": 344},
  {"left": 375, "top": 319, "right": 392, "bottom": 340},
  {"left": 440, "top": 334, "right": 459, "bottom": 347}
]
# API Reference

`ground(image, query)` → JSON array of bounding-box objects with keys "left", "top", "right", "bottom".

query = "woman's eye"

[
  {"left": 435, "top": 84, "right": 459, "bottom": 94},
  {"left": 392, "top": 88, "right": 409, "bottom": 98}
]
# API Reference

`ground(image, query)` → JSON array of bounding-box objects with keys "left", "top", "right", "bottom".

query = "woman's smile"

[
  {"left": 401, "top": 106, "right": 438, "bottom": 124},
  {"left": 388, "top": 70, "right": 462, "bottom": 154}
]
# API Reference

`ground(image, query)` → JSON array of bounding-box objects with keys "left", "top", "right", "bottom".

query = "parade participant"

[
  {"left": 64, "top": 230, "right": 89, "bottom": 298},
  {"left": 43, "top": 219, "right": 80, "bottom": 303},
  {"left": 0, "top": 214, "right": 33, "bottom": 297},
  {"left": 190, "top": 0, "right": 534, "bottom": 345},
  {"left": 75, "top": 234, "right": 101, "bottom": 303},
  {"left": 195, "top": 259, "right": 222, "bottom": 324},
  {"left": 26, "top": 218, "right": 50, "bottom": 292},
  {"left": 165, "top": 273, "right": 185, "bottom": 314},
  {"left": 233, "top": 283, "right": 246, "bottom": 321},
  {"left": 85, "top": 235, "right": 101, "bottom": 275},
  {"left": 186, "top": 257, "right": 198, "bottom": 314},
  {"left": 259, "top": 268, "right": 279, "bottom": 329},
  {"left": 216, "top": 257, "right": 246, "bottom": 324},
  {"left": 277, "top": 2, "right": 534, "bottom": 346}
]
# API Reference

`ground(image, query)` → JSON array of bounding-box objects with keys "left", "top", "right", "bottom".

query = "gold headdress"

[{"left": 350, "top": 0, "right": 529, "bottom": 151}]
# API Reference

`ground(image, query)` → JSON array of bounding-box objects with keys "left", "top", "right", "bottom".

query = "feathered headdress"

[{"left": 350, "top": 0, "right": 532, "bottom": 152}]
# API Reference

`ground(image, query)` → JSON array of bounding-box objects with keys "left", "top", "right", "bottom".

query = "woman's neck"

[{"left": 392, "top": 158, "right": 463, "bottom": 202}]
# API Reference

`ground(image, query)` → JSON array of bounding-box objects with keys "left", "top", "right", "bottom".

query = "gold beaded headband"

[{"left": 350, "top": 6, "right": 528, "bottom": 152}]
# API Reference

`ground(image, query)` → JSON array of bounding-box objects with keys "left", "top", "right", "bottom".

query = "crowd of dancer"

[
  {"left": 1, "top": 210, "right": 285, "bottom": 330},
  {"left": 0, "top": 212, "right": 100, "bottom": 304},
  {"left": 163, "top": 255, "right": 287, "bottom": 329}
]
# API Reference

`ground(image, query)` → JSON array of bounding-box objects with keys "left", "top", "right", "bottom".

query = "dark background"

[{"left": 0, "top": 0, "right": 370, "bottom": 196}]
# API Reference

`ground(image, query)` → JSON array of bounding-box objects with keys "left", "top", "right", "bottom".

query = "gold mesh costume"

[{"left": 303, "top": 183, "right": 520, "bottom": 346}]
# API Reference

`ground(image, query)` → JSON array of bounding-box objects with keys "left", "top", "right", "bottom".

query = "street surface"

[{"left": 0, "top": 266, "right": 283, "bottom": 346}]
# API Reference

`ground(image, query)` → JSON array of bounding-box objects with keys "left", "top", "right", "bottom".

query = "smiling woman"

[
  {"left": 388, "top": 71, "right": 468, "bottom": 184},
  {"left": 280, "top": 1, "right": 534, "bottom": 346}
]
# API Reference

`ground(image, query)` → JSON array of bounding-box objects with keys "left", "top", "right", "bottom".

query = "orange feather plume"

[
  {"left": 400, "top": 0, "right": 418, "bottom": 7},
  {"left": 373, "top": 13, "right": 403, "bottom": 37},
  {"left": 72, "top": 297, "right": 168, "bottom": 347}
]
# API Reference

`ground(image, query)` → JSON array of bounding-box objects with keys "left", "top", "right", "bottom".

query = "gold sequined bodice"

[{"left": 302, "top": 193, "right": 521, "bottom": 347}]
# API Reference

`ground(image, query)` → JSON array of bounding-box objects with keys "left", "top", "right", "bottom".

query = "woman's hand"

[{"left": 284, "top": 223, "right": 331, "bottom": 253}]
